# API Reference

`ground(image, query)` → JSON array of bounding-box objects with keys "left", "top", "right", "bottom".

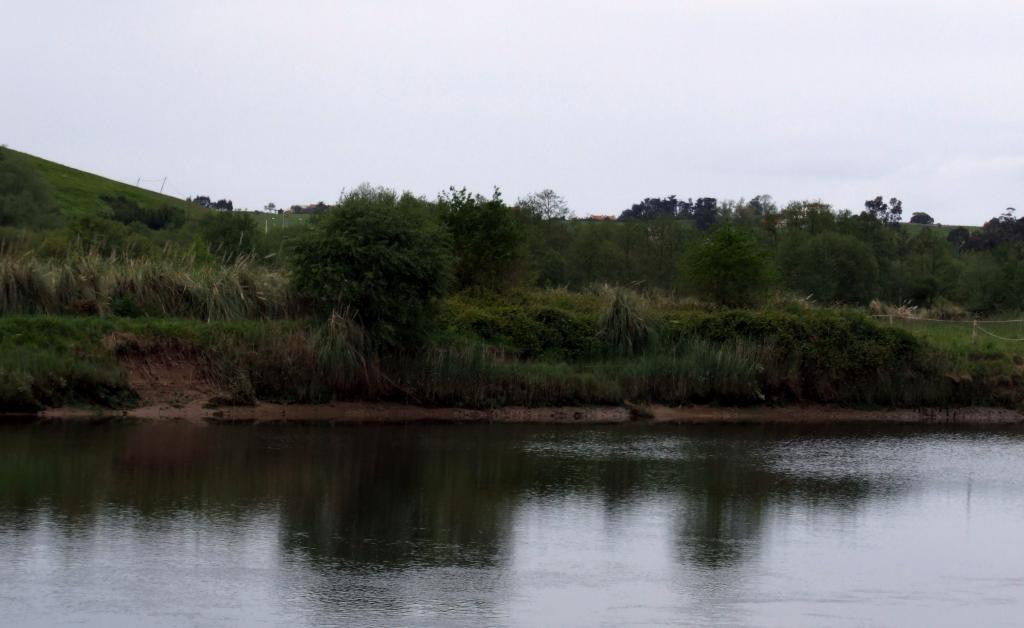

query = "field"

[{"left": 885, "top": 316, "right": 1024, "bottom": 358}]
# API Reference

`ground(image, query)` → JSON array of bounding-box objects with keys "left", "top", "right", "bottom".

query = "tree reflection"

[{"left": 0, "top": 422, "right": 903, "bottom": 579}]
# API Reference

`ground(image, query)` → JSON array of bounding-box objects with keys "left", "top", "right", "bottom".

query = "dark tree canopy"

[
  {"left": 518, "top": 189, "right": 570, "bottom": 220},
  {"left": 693, "top": 197, "right": 718, "bottom": 231},
  {"left": 909, "top": 212, "right": 934, "bottom": 225},
  {"left": 863, "top": 196, "right": 903, "bottom": 225},
  {"left": 188, "top": 196, "right": 234, "bottom": 211},
  {"left": 619, "top": 196, "right": 680, "bottom": 221}
]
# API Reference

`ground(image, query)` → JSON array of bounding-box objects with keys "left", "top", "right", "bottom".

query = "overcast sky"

[{"left": 3, "top": 1, "right": 1022, "bottom": 224}]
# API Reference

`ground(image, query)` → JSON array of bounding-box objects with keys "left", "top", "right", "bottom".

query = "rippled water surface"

[{"left": 2, "top": 421, "right": 1023, "bottom": 626}]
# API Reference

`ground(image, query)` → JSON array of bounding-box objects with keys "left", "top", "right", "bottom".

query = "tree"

[
  {"left": 264, "top": 202, "right": 277, "bottom": 213},
  {"left": 619, "top": 196, "right": 679, "bottom": 220},
  {"left": 909, "top": 212, "right": 934, "bottom": 225},
  {"left": 693, "top": 197, "right": 718, "bottom": 231},
  {"left": 781, "top": 201, "right": 836, "bottom": 234},
  {"left": 748, "top": 195, "right": 777, "bottom": 217},
  {"left": 518, "top": 189, "right": 570, "bottom": 220},
  {"left": 439, "top": 186, "right": 524, "bottom": 291},
  {"left": 863, "top": 196, "right": 903, "bottom": 226},
  {"left": 779, "top": 232, "right": 878, "bottom": 303},
  {"left": 290, "top": 185, "right": 453, "bottom": 347},
  {"left": 680, "top": 226, "right": 773, "bottom": 306}
]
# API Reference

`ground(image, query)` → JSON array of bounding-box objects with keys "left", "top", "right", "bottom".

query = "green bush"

[
  {"left": 663, "top": 308, "right": 932, "bottom": 404},
  {"left": 290, "top": 185, "right": 453, "bottom": 347},
  {"left": 440, "top": 298, "right": 599, "bottom": 360}
]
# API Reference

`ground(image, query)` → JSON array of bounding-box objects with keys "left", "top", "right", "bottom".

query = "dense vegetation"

[{"left": 1, "top": 146, "right": 1023, "bottom": 412}]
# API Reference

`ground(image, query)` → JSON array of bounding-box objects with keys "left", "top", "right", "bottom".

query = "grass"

[
  {"left": 9, "top": 148, "right": 203, "bottom": 221},
  {"left": 4, "top": 300, "right": 1020, "bottom": 411},
  {"left": 0, "top": 249, "right": 295, "bottom": 320},
  {"left": 885, "top": 316, "right": 1024, "bottom": 359}
]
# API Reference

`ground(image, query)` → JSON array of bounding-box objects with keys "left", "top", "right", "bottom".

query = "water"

[{"left": 1, "top": 421, "right": 1023, "bottom": 627}]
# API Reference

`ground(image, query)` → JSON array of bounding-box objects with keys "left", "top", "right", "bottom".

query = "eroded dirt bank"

[{"left": 22, "top": 353, "right": 1024, "bottom": 425}]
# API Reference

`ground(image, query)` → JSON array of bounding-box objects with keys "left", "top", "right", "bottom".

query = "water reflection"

[{"left": 1, "top": 422, "right": 1023, "bottom": 626}]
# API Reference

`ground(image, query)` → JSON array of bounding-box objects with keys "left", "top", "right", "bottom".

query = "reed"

[
  {"left": 599, "top": 287, "right": 650, "bottom": 356},
  {"left": 605, "top": 338, "right": 765, "bottom": 405},
  {"left": 0, "top": 249, "right": 294, "bottom": 320}
]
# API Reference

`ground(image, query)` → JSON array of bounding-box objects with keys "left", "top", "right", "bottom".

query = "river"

[{"left": 1, "top": 421, "right": 1022, "bottom": 626}]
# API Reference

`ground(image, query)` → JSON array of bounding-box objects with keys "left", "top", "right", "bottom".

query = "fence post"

[
  {"left": 972, "top": 320, "right": 978, "bottom": 344},
  {"left": 888, "top": 314, "right": 893, "bottom": 327}
]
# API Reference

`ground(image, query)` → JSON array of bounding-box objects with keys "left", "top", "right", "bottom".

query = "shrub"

[{"left": 290, "top": 185, "right": 453, "bottom": 347}]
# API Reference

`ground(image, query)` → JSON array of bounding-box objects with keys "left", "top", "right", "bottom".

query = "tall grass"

[
  {"left": 599, "top": 288, "right": 650, "bottom": 356},
  {"left": 606, "top": 338, "right": 765, "bottom": 405},
  {"left": 0, "top": 249, "right": 295, "bottom": 320}
]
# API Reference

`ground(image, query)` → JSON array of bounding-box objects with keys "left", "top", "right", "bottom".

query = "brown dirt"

[{"left": 31, "top": 354, "right": 1024, "bottom": 426}]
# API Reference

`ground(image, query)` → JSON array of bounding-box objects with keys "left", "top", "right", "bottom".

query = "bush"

[
  {"left": 290, "top": 185, "right": 453, "bottom": 347},
  {"left": 104, "top": 195, "right": 185, "bottom": 230},
  {"left": 440, "top": 298, "right": 599, "bottom": 360},
  {"left": 663, "top": 308, "right": 932, "bottom": 404}
]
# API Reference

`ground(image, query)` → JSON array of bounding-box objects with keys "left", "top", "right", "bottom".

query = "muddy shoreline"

[{"left": 14, "top": 401, "right": 1024, "bottom": 425}]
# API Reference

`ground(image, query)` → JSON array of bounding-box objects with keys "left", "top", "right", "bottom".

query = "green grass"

[
  {"left": 901, "top": 222, "right": 979, "bottom": 236},
  {"left": 886, "top": 317, "right": 1024, "bottom": 359},
  {"left": 9, "top": 148, "right": 203, "bottom": 221}
]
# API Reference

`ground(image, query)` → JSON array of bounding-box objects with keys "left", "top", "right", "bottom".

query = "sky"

[{"left": 2, "top": 0, "right": 1023, "bottom": 224}]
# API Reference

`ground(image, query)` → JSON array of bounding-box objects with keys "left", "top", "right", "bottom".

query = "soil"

[{"left": 24, "top": 354, "right": 1024, "bottom": 426}]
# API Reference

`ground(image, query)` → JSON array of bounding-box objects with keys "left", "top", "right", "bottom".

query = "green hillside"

[
  {"left": 0, "top": 146, "right": 279, "bottom": 261},
  {"left": 3, "top": 147, "right": 200, "bottom": 220}
]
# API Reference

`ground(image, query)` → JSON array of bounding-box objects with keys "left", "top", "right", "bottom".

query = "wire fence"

[{"left": 870, "top": 314, "right": 1024, "bottom": 343}]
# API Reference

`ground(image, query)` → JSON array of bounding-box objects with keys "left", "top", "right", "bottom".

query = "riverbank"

[{"left": 28, "top": 401, "right": 1024, "bottom": 425}]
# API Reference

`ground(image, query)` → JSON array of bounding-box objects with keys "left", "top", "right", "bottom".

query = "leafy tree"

[
  {"left": 619, "top": 196, "right": 679, "bottom": 221},
  {"left": 693, "top": 197, "right": 718, "bottom": 231},
  {"left": 863, "top": 196, "right": 903, "bottom": 226},
  {"left": 680, "top": 226, "right": 773, "bottom": 306},
  {"left": 439, "top": 186, "right": 524, "bottom": 291},
  {"left": 518, "top": 189, "right": 570, "bottom": 220},
  {"left": 779, "top": 232, "right": 878, "bottom": 303},
  {"left": 748, "top": 195, "right": 777, "bottom": 217},
  {"left": 291, "top": 185, "right": 453, "bottom": 346},
  {"left": 947, "top": 226, "right": 970, "bottom": 254},
  {"left": 890, "top": 229, "right": 958, "bottom": 304},
  {"left": 909, "top": 212, "right": 934, "bottom": 225},
  {"left": 780, "top": 201, "right": 836, "bottom": 234}
]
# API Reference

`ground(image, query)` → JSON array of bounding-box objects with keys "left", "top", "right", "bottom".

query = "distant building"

[{"left": 587, "top": 214, "right": 617, "bottom": 222}]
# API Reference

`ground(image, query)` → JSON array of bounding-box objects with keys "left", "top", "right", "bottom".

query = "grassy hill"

[{"left": 4, "top": 147, "right": 201, "bottom": 220}]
